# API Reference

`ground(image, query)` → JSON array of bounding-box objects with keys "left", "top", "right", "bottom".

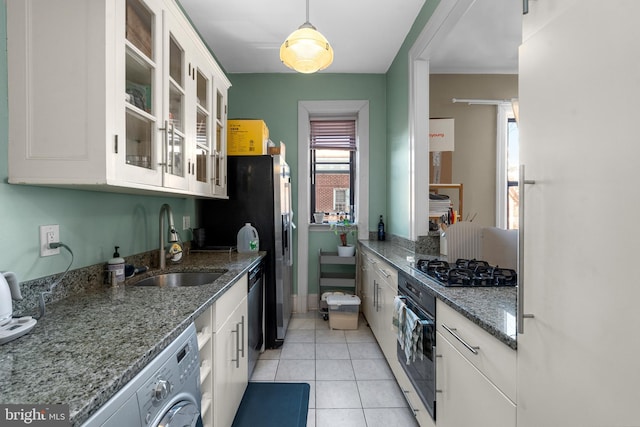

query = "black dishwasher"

[{"left": 248, "top": 260, "right": 264, "bottom": 378}]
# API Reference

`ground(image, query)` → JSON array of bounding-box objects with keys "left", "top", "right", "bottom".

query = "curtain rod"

[{"left": 451, "top": 98, "right": 513, "bottom": 106}]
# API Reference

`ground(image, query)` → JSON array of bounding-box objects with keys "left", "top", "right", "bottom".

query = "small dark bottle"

[{"left": 378, "top": 215, "right": 385, "bottom": 241}]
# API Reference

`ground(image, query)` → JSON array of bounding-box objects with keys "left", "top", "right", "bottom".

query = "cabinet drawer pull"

[
  {"left": 231, "top": 324, "right": 240, "bottom": 368},
  {"left": 401, "top": 389, "right": 419, "bottom": 417},
  {"left": 239, "top": 315, "right": 245, "bottom": 358},
  {"left": 442, "top": 324, "right": 479, "bottom": 355},
  {"left": 377, "top": 267, "right": 391, "bottom": 278}
]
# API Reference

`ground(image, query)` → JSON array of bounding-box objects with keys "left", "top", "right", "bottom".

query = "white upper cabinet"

[{"left": 6, "top": 0, "right": 230, "bottom": 198}]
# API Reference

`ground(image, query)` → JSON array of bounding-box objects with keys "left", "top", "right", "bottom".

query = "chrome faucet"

[{"left": 159, "top": 204, "right": 182, "bottom": 270}]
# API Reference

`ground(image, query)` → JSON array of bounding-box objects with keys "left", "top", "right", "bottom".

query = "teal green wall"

[
  {"left": 0, "top": 1, "right": 196, "bottom": 281},
  {"left": 386, "top": 0, "right": 440, "bottom": 239}
]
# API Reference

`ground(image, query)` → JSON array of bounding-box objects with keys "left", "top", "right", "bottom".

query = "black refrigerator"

[{"left": 197, "top": 155, "right": 293, "bottom": 349}]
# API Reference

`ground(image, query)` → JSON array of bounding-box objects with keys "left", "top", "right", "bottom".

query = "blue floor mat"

[{"left": 231, "top": 382, "right": 310, "bottom": 427}]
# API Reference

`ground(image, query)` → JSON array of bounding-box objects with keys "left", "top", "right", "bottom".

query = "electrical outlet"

[
  {"left": 183, "top": 216, "right": 191, "bottom": 230},
  {"left": 40, "top": 224, "right": 60, "bottom": 257}
]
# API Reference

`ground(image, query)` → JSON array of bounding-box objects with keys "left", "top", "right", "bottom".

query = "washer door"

[{"left": 157, "top": 400, "right": 202, "bottom": 427}]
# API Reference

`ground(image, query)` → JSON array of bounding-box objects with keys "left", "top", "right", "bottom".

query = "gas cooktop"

[{"left": 411, "top": 258, "right": 517, "bottom": 287}]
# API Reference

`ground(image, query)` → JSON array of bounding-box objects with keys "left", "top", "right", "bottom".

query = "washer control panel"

[{"left": 137, "top": 330, "right": 200, "bottom": 426}]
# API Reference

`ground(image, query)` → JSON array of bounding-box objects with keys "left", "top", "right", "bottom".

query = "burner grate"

[{"left": 414, "top": 258, "right": 517, "bottom": 287}]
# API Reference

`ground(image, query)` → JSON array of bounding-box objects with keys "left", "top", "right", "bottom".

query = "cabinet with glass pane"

[
  {"left": 212, "top": 86, "right": 228, "bottom": 197},
  {"left": 6, "top": 0, "right": 230, "bottom": 198}
]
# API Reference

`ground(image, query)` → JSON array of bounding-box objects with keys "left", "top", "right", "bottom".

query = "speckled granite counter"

[
  {"left": 0, "top": 251, "right": 264, "bottom": 426},
  {"left": 359, "top": 240, "right": 517, "bottom": 350}
]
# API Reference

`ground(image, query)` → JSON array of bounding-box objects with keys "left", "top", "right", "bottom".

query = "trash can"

[{"left": 326, "top": 294, "right": 361, "bottom": 330}]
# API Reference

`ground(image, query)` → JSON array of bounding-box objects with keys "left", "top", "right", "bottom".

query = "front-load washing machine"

[{"left": 82, "top": 323, "right": 202, "bottom": 427}]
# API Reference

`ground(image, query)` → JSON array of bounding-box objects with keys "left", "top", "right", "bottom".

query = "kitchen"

[{"left": 2, "top": 1, "right": 640, "bottom": 427}]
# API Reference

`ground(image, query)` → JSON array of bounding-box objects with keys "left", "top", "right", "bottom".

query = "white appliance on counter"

[{"left": 0, "top": 272, "right": 36, "bottom": 345}]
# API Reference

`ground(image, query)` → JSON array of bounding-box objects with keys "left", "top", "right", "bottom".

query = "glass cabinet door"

[
  {"left": 213, "top": 88, "right": 227, "bottom": 196},
  {"left": 192, "top": 66, "right": 212, "bottom": 194},
  {"left": 165, "top": 33, "right": 187, "bottom": 185},
  {"left": 124, "top": 0, "right": 158, "bottom": 177}
]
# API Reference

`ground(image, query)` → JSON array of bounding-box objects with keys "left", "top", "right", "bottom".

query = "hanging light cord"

[{"left": 35, "top": 242, "right": 74, "bottom": 320}]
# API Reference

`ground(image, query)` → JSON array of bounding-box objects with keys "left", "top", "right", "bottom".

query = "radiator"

[{"left": 445, "top": 221, "right": 483, "bottom": 262}]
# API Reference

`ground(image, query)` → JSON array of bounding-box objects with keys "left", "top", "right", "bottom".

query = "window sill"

[{"left": 309, "top": 223, "right": 332, "bottom": 229}]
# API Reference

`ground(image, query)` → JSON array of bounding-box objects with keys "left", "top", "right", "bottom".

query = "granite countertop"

[
  {"left": 0, "top": 251, "right": 264, "bottom": 427},
  {"left": 359, "top": 240, "right": 517, "bottom": 350}
]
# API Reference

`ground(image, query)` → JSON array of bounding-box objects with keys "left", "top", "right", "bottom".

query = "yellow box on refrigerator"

[{"left": 227, "top": 119, "right": 269, "bottom": 155}]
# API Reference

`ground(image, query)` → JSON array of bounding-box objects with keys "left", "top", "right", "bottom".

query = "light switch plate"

[{"left": 183, "top": 216, "right": 190, "bottom": 230}]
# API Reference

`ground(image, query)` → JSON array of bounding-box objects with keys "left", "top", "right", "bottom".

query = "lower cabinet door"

[
  {"left": 376, "top": 279, "right": 399, "bottom": 361},
  {"left": 436, "top": 331, "right": 516, "bottom": 427},
  {"left": 213, "top": 296, "right": 248, "bottom": 427}
]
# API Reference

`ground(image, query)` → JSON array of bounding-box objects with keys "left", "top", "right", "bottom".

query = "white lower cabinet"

[
  {"left": 194, "top": 274, "right": 248, "bottom": 427},
  {"left": 359, "top": 248, "right": 398, "bottom": 360},
  {"left": 436, "top": 300, "right": 516, "bottom": 427},
  {"left": 195, "top": 306, "right": 214, "bottom": 427},
  {"left": 372, "top": 267, "right": 398, "bottom": 361}
]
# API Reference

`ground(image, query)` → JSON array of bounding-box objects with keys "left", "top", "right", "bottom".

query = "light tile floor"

[{"left": 251, "top": 312, "right": 420, "bottom": 427}]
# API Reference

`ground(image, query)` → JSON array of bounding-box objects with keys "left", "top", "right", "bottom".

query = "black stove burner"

[
  {"left": 414, "top": 258, "right": 517, "bottom": 287},
  {"left": 455, "top": 259, "right": 490, "bottom": 270},
  {"left": 447, "top": 268, "right": 474, "bottom": 286},
  {"left": 490, "top": 267, "right": 518, "bottom": 286}
]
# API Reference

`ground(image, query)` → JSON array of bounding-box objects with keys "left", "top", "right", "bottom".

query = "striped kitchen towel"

[
  {"left": 402, "top": 306, "right": 424, "bottom": 365},
  {"left": 392, "top": 296, "right": 406, "bottom": 344}
]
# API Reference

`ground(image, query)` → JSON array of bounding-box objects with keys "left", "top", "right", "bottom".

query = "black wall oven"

[{"left": 397, "top": 270, "right": 437, "bottom": 421}]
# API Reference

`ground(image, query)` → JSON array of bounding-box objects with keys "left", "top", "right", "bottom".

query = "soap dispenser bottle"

[{"left": 107, "top": 246, "right": 125, "bottom": 283}]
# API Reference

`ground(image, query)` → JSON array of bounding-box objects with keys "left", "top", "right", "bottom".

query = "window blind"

[{"left": 310, "top": 120, "right": 356, "bottom": 151}]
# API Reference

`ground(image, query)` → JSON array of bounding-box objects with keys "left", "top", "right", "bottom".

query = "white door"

[{"left": 517, "top": 1, "right": 640, "bottom": 426}]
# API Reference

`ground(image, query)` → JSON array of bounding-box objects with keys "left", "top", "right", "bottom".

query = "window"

[
  {"left": 310, "top": 119, "right": 356, "bottom": 222},
  {"left": 506, "top": 118, "right": 520, "bottom": 229},
  {"left": 496, "top": 103, "right": 519, "bottom": 229}
]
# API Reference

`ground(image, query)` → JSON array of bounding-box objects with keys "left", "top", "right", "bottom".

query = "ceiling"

[{"left": 177, "top": 0, "right": 521, "bottom": 74}]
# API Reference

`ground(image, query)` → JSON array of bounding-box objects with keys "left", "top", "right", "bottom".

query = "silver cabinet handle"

[
  {"left": 239, "top": 315, "right": 245, "bottom": 358},
  {"left": 442, "top": 324, "right": 479, "bottom": 355},
  {"left": 377, "top": 267, "right": 391, "bottom": 278},
  {"left": 518, "top": 164, "right": 536, "bottom": 334},
  {"left": 231, "top": 323, "right": 240, "bottom": 368},
  {"left": 373, "top": 279, "right": 378, "bottom": 311},
  {"left": 401, "top": 389, "right": 419, "bottom": 417},
  {"left": 159, "top": 120, "right": 169, "bottom": 173}
]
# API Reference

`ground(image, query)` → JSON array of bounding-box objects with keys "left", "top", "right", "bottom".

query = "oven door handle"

[{"left": 442, "top": 323, "right": 479, "bottom": 355}]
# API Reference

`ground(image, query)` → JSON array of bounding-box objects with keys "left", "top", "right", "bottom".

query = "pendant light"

[{"left": 279, "top": 0, "right": 334, "bottom": 74}]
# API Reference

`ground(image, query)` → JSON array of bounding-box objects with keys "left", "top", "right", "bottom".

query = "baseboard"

[{"left": 291, "top": 294, "right": 319, "bottom": 313}]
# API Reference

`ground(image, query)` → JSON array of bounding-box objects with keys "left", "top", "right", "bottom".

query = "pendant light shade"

[{"left": 280, "top": 1, "right": 333, "bottom": 73}]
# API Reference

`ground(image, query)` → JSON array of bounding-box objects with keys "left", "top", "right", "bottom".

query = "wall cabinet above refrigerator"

[{"left": 6, "top": 0, "right": 230, "bottom": 198}]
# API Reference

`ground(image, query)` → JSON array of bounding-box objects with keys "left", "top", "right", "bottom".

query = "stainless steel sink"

[{"left": 134, "top": 271, "right": 226, "bottom": 287}]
